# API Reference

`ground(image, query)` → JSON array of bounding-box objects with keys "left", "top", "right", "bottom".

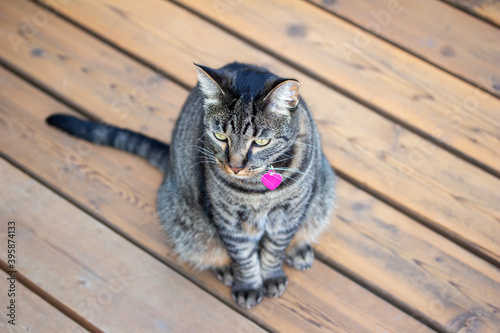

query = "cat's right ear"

[
  {"left": 262, "top": 79, "right": 300, "bottom": 115},
  {"left": 194, "top": 64, "right": 226, "bottom": 106}
]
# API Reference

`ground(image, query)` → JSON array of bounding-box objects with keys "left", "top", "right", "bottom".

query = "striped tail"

[{"left": 46, "top": 114, "right": 170, "bottom": 172}]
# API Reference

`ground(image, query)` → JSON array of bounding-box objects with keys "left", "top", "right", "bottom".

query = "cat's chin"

[
  {"left": 220, "top": 165, "right": 265, "bottom": 179},
  {"left": 224, "top": 171, "right": 256, "bottom": 179}
]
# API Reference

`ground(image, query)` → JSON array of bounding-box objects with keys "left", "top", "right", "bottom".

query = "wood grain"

[
  {"left": 174, "top": 0, "right": 500, "bottom": 176},
  {"left": 0, "top": 1, "right": 185, "bottom": 144},
  {"left": 0, "top": 271, "right": 88, "bottom": 332},
  {"left": 308, "top": 0, "right": 500, "bottom": 97},
  {"left": 442, "top": 0, "right": 500, "bottom": 26},
  {"left": 0, "top": 67, "right": 433, "bottom": 332},
  {"left": 13, "top": 0, "right": 500, "bottom": 265},
  {"left": 318, "top": 181, "right": 500, "bottom": 333}
]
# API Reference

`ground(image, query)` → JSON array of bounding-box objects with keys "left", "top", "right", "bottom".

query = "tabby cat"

[{"left": 47, "top": 62, "right": 336, "bottom": 308}]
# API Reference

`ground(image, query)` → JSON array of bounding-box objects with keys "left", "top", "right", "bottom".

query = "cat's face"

[{"left": 196, "top": 64, "right": 300, "bottom": 178}]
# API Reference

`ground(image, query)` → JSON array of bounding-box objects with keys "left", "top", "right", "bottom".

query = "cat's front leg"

[
  {"left": 218, "top": 227, "right": 264, "bottom": 309},
  {"left": 260, "top": 226, "right": 298, "bottom": 298}
]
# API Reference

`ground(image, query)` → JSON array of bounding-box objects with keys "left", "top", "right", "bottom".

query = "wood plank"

[
  {"left": 11, "top": 0, "right": 500, "bottom": 266},
  {"left": 0, "top": 70, "right": 433, "bottom": 332},
  {"left": 0, "top": 271, "right": 88, "bottom": 332},
  {"left": 173, "top": 0, "right": 500, "bottom": 176},
  {"left": 318, "top": 181, "right": 500, "bottom": 333},
  {"left": 0, "top": 158, "right": 266, "bottom": 333},
  {"left": 442, "top": 0, "right": 500, "bottom": 26},
  {"left": 0, "top": 13, "right": 498, "bottom": 333},
  {"left": 308, "top": 0, "right": 500, "bottom": 97}
]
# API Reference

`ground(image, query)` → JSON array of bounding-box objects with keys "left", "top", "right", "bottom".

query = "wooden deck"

[{"left": 0, "top": 0, "right": 499, "bottom": 332}]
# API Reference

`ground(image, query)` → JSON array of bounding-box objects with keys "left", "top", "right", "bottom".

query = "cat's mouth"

[{"left": 221, "top": 164, "right": 266, "bottom": 178}]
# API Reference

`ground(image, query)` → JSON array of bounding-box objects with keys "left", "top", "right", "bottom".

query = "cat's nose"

[
  {"left": 227, "top": 163, "right": 245, "bottom": 175},
  {"left": 228, "top": 163, "right": 244, "bottom": 174},
  {"left": 227, "top": 152, "right": 246, "bottom": 174}
]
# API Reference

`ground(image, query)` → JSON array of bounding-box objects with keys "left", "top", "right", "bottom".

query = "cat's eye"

[
  {"left": 254, "top": 138, "right": 271, "bottom": 146},
  {"left": 214, "top": 132, "right": 227, "bottom": 141}
]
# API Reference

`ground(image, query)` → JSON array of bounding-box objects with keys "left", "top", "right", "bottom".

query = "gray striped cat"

[{"left": 47, "top": 62, "right": 336, "bottom": 308}]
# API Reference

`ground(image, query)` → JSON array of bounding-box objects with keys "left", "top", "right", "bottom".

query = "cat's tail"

[{"left": 46, "top": 114, "right": 170, "bottom": 173}]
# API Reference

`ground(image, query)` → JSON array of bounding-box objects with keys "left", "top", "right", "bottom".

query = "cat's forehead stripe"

[{"left": 242, "top": 120, "right": 252, "bottom": 136}]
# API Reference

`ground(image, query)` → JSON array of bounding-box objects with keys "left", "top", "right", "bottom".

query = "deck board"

[
  {"left": 0, "top": 271, "right": 88, "bottom": 332},
  {"left": 319, "top": 181, "right": 500, "bottom": 332},
  {"left": 1, "top": 0, "right": 499, "bottom": 331},
  {"left": 14, "top": 0, "right": 500, "bottom": 265},
  {"left": 442, "top": 0, "right": 500, "bottom": 26},
  {"left": 308, "top": 0, "right": 500, "bottom": 97}
]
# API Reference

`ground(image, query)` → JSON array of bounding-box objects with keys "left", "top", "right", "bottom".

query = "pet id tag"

[{"left": 261, "top": 167, "right": 282, "bottom": 191}]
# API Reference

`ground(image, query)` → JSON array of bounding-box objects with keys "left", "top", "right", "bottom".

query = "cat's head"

[{"left": 196, "top": 63, "right": 301, "bottom": 178}]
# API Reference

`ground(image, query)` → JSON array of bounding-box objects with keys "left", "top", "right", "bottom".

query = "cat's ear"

[
  {"left": 194, "top": 64, "right": 227, "bottom": 106},
  {"left": 262, "top": 79, "right": 300, "bottom": 114}
]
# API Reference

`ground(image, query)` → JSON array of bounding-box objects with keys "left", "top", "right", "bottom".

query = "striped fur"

[
  {"left": 47, "top": 62, "right": 336, "bottom": 309},
  {"left": 46, "top": 115, "right": 170, "bottom": 172}
]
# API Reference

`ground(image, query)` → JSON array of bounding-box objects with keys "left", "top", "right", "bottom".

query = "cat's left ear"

[
  {"left": 262, "top": 80, "right": 300, "bottom": 114},
  {"left": 194, "top": 63, "right": 228, "bottom": 106}
]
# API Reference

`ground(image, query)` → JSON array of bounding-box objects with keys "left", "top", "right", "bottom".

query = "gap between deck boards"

[
  {"left": 440, "top": 0, "right": 500, "bottom": 28},
  {"left": 0, "top": 259, "right": 100, "bottom": 333},
  {"left": 305, "top": 0, "right": 500, "bottom": 100}
]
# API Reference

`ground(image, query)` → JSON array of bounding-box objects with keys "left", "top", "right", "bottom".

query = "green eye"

[
  {"left": 214, "top": 132, "right": 227, "bottom": 141},
  {"left": 254, "top": 138, "right": 270, "bottom": 146}
]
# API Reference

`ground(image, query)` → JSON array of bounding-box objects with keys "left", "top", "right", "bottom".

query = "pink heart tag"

[{"left": 261, "top": 170, "right": 282, "bottom": 191}]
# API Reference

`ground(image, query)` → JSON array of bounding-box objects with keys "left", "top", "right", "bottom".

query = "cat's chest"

[
  {"left": 236, "top": 204, "right": 286, "bottom": 235},
  {"left": 213, "top": 190, "right": 293, "bottom": 231}
]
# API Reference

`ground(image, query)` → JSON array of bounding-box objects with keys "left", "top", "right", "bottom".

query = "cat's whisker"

[
  {"left": 249, "top": 167, "right": 267, "bottom": 175},
  {"left": 280, "top": 172, "right": 308, "bottom": 185},
  {"left": 196, "top": 133, "right": 214, "bottom": 149},
  {"left": 199, "top": 145, "right": 216, "bottom": 156},
  {"left": 200, "top": 156, "right": 217, "bottom": 162},
  {"left": 270, "top": 167, "right": 312, "bottom": 178},
  {"left": 195, "top": 149, "right": 216, "bottom": 159},
  {"left": 197, "top": 138, "right": 215, "bottom": 153},
  {"left": 199, "top": 154, "right": 218, "bottom": 161},
  {"left": 192, "top": 160, "right": 218, "bottom": 167},
  {"left": 190, "top": 145, "right": 218, "bottom": 160},
  {"left": 190, "top": 144, "right": 214, "bottom": 154},
  {"left": 279, "top": 176, "right": 310, "bottom": 193},
  {"left": 271, "top": 167, "right": 314, "bottom": 190},
  {"left": 281, "top": 174, "right": 309, "bottom": 186},
  {"left": 279, "top": 174, "right": 312, "bottom": 193}
]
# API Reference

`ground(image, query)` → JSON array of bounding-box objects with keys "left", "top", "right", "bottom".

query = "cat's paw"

[
  {"left": 285, "top": 244, "right": 314, "bottom": 270},
  {"left": 263, "top": 274, "right": 288, "bottom": 298},
  {"left": 231, "top": 284, "right": 264, "bottom": 309},
  {"left": 213, "top": 266, "right": 234, "bottom": 286}
]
